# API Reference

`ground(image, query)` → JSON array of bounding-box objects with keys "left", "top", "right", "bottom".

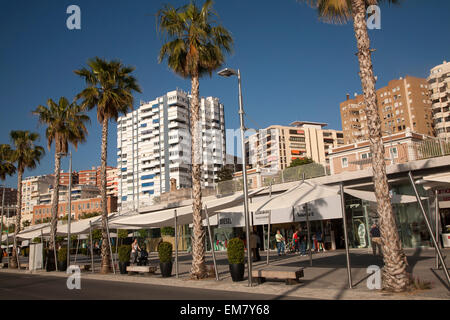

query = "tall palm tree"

[
  {"left": 157, "top": 0, "right": 233, "bottom": 279},
  {"left": 33, "top": 97, "right": 90, "bottom": 264},
  {"left": 9, "top": 131, "right": 44, "bottom": 268},
  {"left": 75, "top": 57, "right": 141, "bottom": 274},
  {"left": 0, "top": 144, "right": 16, "bottom": 242},
  {"left": 301, "top": 0, "right": 409, "bottom": 291},
  {"left": 0, "top": 144, "right": 16, "bottom": 181}
]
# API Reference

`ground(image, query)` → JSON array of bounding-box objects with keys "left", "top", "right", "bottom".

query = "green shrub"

[
  {"left": 161, "top": 227, "right": 175, "bottom": 237},
  {"left": 56, "top": 236, "right": 65, "bottom": 244},
  {"left": 118, "top": 229, "right": 128, "bottom": 239},
  {"left": 227, "top": 238, "right": 245, "bottom": 264},
  {"left": 92, "top": 230, "right": 102, "bottom": 241},
  {"left": 32, "top": 237, "right": 42, "bottom": 243},
  {"left": 118, "top": 245, "right": 131, "bottom": 263},
  {"left": 57, "top": 247, "right": 67, "bottom": 263},
  {"left": 158, "top": 242, "right": 173, "bottom": 263}
]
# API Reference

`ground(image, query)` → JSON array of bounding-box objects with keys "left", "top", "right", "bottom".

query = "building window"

[
  {"left": 342, "top": 157, "right": 349, "bottom": 168},
  {"left": 390, "top": 147, "right": 398, "bottom": 159}
]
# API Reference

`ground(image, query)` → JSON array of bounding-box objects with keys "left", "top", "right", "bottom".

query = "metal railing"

[
  {"left": 408, "top": 138, "right": 450, "bottom": 161},
  {"left": 217, "top": 162, "right": 329, "bottom": 195}
]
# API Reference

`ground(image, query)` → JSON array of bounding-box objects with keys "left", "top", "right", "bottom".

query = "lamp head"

[{"left": 217, "top": 68, "right": 238, "bottom": 77}]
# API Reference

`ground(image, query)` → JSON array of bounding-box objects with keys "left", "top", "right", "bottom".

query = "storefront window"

[{"left": 344, "top": 182, "right": 433, "bottom": 249}]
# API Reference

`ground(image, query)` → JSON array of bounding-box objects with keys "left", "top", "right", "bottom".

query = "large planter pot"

[
  {"left": 442, "top": 234, "right": 450, "bottom": 248},
  {"left": 46, "top": 254, "right": 56, "bottom": 272},
  {"left": 119, "top": 261, "right": 129, "bottom": 275},
  {"left": 160, "top": 261, "right": 173, "bottom": 278},
  {"left": 58, "top": 261, "right": 67, "bottom": 272},
  {"left": 229, "top": 264, "right": 245, "bottom": 282}
]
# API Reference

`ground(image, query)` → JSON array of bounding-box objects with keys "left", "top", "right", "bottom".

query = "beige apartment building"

[
  {"left": 20, "top": 175, "right": 54, "bottom": 223},
  {"left": 340, "top": 75, "right": 434, "bottom": 144},
  {"left": 428, "top": 61, "right": 450, "bottom": 139},
  {"left": 246, "top": 121, "right": 344, "bottom": 170}
]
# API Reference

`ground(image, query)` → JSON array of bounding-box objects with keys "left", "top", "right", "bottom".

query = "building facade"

[
  {"left": 77, "top": 166, "right": 118, "bottom": 197},
  {"left": 20, "top": 175, "right": 54, "bottom": 223},
  {"left": 246, "top": 122, "right": 344, "bottom": 171},
  {"left": 32, "top": 196, "right": 117, "bottom": 224},
  {"left": 329, "top": 131, "right": 429, "bottom": 175},
  {"left": 340, "top": 75, "right": 434, "bottom": 144},
  {"left": 117, "top": 89, "right": 226, "bottom": 210},
  {"left": 59, "top": 171, "right": 79, "bottom": 186},
  {"left": 428, "top": 61, "right": 450, "bottom": 139}
]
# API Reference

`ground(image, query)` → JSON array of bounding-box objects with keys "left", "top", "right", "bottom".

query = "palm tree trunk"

[
  {"left": 351, "top": 0, "right": 409, "bottom": 292},
  {"left": 10, "top": 167, "right": 23, "bottom": 268},
  {"left": 190, "top": 74, "right": 207, "bottom": 279},
  {"left": 100, "top": 117, "right": 111, "bottom": 274},
  {"left": 49, "top": 152, "right": 61, "bottom": 255}
]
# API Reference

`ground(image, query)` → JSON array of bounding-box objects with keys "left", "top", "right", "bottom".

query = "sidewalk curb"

[{"left": 0, "top": 268, "right": 444, "bottom": 300}]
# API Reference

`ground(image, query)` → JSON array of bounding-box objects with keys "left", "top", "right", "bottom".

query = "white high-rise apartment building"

[
  {"left": 428, "top": 61, "right": 450, "bottom": 139},
  {"left": 117, "top": 89, "right": 226, "bottom": 210}
]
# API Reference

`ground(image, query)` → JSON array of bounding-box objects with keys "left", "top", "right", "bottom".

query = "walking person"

[
  {"left": 293, "top": 230, "right": 299, "bottom": 254},
  {"left": 250, "top": 232, "right": 260, "bottom": 262},
  {"left": 316, "top": 230, "right": 326, "bottom": 252},
  {"left": 370, "top": 224, "right": 382, "bottom": 256},
  {"left": 275, "top": 230, "right": 285, "bottom": 256},
  {"left": 299, "top": 229, "right": 307, "bottom": 256},
  {"left": 130, "top": 239, "right": 141, "bottom": 265}
]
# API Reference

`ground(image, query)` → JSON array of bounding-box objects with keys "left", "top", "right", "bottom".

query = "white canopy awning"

[
  {"left": 422, "top": 172, "right": 450, "bottom": 185},
  {"left": 112, "top": 188, "right": 267, "bottom": 228},
  {"left": 253, "top": 181, "right": 426, "bottom": 225},
  {"left": 344, "top": 189, "right": 425, "bottom": 204},
  {"left": 256, "top": 181, "right": 340, "bottom": 214}
]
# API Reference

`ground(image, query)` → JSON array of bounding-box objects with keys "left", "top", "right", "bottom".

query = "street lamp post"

[
  {"left": 1, "top": 185, "right": 5, "bottom": 252},
  {"left": 218, "top": 68, "right": 253, "bottom": 287},
  {"left": 67, "top": 152, "right": 72, "bottom": 267}
]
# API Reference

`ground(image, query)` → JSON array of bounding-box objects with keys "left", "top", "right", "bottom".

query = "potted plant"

[
  {"left": 158, "top": 242, "right": 173, "bottom": 278},
  {"left": 118, "top": 245, "right": 131, "bottom": 275},
  {"left": 57, "top": 247, "right": 67, "bottom": 272},
  {"left": 227, "top": 238, "right": 245, "bottom": 282}
]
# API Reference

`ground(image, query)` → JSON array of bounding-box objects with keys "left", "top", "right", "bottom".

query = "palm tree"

[
  {"left": 0, "top": 144, "right": 16, "bottom": 243},
  {"left": 0, "top": 144, "right": 16, "bottom": 181},
  {"left": 9, "top": 131, "right": 45, "bottom": 268},
  {"left": 157, "top": 0, "right": 233, "bottom": 279},
  {"left": 301, "top": 0, "right": 409, "bottom": 291},
  {"left": 33, "top": 97, "right": 90, "bottom": 264},
  {"left": 75, "top": 57, "right": 141, "bottom": 274}
]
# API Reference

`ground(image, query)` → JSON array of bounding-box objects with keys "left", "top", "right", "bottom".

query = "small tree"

[
  {"left": 217, "top": 166, "right": 234, "bottom": 182},
  {"left": 288, "top": 158, "right": 314, "bottom": 168}
]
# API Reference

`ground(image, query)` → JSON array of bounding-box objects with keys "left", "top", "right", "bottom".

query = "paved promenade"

[{"left": 1, "top": 248, "right": 449, "bottom": 300}]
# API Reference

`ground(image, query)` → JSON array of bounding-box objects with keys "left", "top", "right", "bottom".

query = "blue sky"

[{"left": 0, "top": 0, "right": 449, "bottom": 187}]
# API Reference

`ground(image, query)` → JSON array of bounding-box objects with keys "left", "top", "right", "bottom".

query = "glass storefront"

[{"left": 344, "top": 181, "right": 433, "bottom": 249}]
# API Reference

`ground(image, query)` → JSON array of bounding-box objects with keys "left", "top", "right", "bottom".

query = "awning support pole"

[
  {"left": 408, "top": 172, "right": 450, "bottom": 286},
  {"left": 41, "top": 229, "right": 46, "bottom": 270},
  {"left": 89, "top": 221, "right": 94, "bottom": 273},
  {"left": 205, "top": 206, "right": 219, "bottom": 281},
  {"left": 302, "top": 173, "right": 312, "bottom": 267},
  {"left": 340, "top": 183, "right": 353, "bottom": 289},
  {"left": 105, "top": 216, "right": 116, "bottom": 274},
  {"left": 74, "top": 235, "right": 80, "bottom": 265},
  {"left": 267, "top": 182, "right": 272, "bottom": 265},
  {"left": 435, "top": 189, "right": 441, "bottom": 270},
  {"left": 174, "top": 210, "right": 178, "bottom": 278}
]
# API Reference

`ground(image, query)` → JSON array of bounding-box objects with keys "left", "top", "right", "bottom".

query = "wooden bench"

[
  {"left": 252, "top": 266, "right": 304, "bottom": 285},
  {"left": 126, "top": 265, "right": 157, "bottom": 276}
]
